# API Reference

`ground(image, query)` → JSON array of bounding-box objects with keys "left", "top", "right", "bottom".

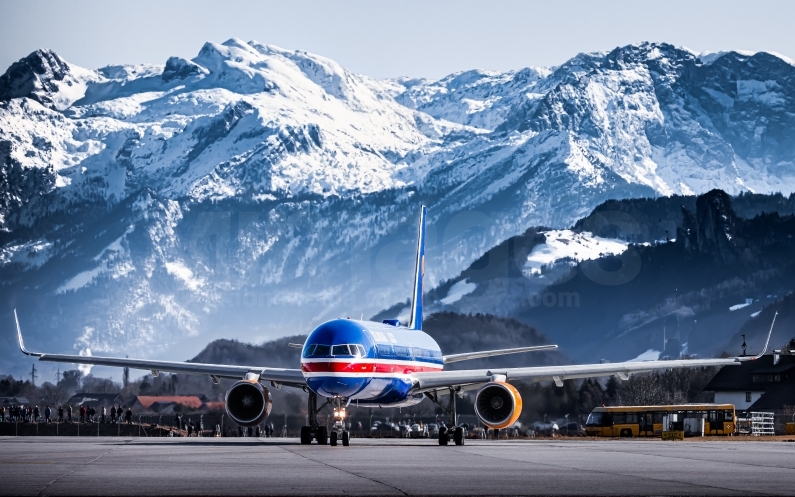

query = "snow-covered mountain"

[{"left": 2, "top": 39, "right": 795, "bottom": 374}]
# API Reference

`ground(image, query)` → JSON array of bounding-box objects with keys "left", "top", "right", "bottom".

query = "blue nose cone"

[
  {"left": 307, "top": 377, "right": 369, "bottom": 398},
  {"left": 302, "top": 319, "right": 373, "bottom": 398}
]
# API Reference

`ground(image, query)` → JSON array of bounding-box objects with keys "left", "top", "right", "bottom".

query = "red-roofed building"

[{"left": 131, "top": 396, "right": 204, "bottom": 413}]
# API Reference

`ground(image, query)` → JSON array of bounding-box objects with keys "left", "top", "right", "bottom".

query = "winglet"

[
  {"left": 14, "top": 309, "right": 41, "bottom": 357},
  {"left": 741, "top": 311, "right": 777, "bottom": 361},
  {"left": 408, "top": 205, "right": 427, "bottom": 331}
]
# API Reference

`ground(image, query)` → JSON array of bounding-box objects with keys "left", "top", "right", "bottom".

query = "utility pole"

[
  {"left": 123, "top": 356, "right": 130, "bottom": 389},
  {"left": 55, "top": 368, "right": 61, "bottom": 384},
  {"left": 30, "top": 364, "right": 37, "bottom": 386}
]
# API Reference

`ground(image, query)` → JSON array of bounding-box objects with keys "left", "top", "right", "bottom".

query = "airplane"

[{"left": 14, "top": 206, "right": 776, "bottom": 446}]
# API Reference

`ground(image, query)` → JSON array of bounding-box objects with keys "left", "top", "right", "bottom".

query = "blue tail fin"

[{"left": 408, "top": 205, "right": 427, "bottom": 330}]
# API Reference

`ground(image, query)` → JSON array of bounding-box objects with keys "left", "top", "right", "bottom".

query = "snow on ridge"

[
  {"left": 4, "top": 38, "right": 795, "bottom": 214},
  {"left": 0, "top": 239, "right": 53, "bottom": 270},
  {"left": 440, "top": 279, "right": 477, "bottom": 305},
  {"left": 56, "top": 264, "right": 108, "bottom": 294},
  {"left": 699, "top": 50, "right": 795, "bottom": 66},
  {"left": 523, "top": 230, "right": 629, "bottom": 277}
]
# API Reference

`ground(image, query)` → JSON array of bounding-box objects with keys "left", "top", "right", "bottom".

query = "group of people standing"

[{"left": 0, "top": 404, "right": 133, "bottom": 424}]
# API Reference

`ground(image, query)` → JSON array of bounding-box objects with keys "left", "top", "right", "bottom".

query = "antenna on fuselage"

[{"left": 408, "top": 205, "right": 427, "bottom": 331}]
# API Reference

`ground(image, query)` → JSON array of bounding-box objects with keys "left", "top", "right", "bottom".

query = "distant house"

[
  {"left": 1, "top": 396, "right": 30, "bottom": 406},
  {"left": 704, "top": 354, "right": 795, "bottom": 412},
  {"left": 65, "top": 393, "right": 124, "bottom": 409},
  {"left": 130, "top": 396, "right": 206, "bottom": 413}
]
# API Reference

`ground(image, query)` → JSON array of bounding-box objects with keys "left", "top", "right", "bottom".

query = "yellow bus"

[{"left": 585, "top": 404, "right": 736, "bottom": 437}]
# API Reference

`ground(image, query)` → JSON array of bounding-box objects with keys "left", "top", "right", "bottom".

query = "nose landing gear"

[{"left": 330, "top": 397, "right": 350, "bottom": 446}]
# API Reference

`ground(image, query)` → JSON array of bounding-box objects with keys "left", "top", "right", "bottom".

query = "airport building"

[{"left": 704, "top": 353, "right": 795, "bottom": 418}]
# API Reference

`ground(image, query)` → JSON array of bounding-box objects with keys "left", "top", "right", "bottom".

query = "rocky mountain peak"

[
  {"left": 0, "top": 49, "right": 71, "bottom": 108},
  {"left": 677, "top": 189, "right": 741, "bottom": 263}
]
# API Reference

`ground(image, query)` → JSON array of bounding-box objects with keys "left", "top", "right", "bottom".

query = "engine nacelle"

[
  {"left": 225, "top": 380, "right": 272, "bottom": 427},
  {"left": 474, "top": 382, "right": 522, "bottom": 429}
]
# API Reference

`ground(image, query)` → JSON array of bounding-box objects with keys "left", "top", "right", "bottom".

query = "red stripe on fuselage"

[{"left": 301, "top": 361, "right": 443, "bottom": 374}]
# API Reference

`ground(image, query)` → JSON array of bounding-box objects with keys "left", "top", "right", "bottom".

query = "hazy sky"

[{"left": 2, "top": 0, "right": 793, "bottom": 79}]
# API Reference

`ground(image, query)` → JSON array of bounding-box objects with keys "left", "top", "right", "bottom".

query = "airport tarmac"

[{"left": 2, "top": 436, "right": 794, "bottom": 496}]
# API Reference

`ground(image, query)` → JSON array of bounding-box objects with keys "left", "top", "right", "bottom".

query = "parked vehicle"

[
  {"left": 409, "top": 423, "right": 429, "bottom": 438},
  {"left": 469, "top": 426, "right": 487, "bottom": 439}
]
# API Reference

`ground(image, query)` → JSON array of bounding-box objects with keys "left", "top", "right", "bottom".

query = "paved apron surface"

[{"left": 2, "top": 437, "right": 794, "bottom": 495}]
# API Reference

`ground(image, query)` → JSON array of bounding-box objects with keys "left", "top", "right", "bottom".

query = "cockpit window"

[
  {"left": 330, "top": 344, "right": 367, "bottom": 357},
  {"left": 304, "top": 343, "right": 366, "bottom": 358},
  {"left": 332, "top": 344, "right": 351, "bottom": 356},
  {"left": 306, "top": 344, "right": 330, "bottom": 357}
]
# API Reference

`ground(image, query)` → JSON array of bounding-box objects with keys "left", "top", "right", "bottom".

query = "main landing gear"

[
  {"left": 300, "top": 391, "right": 329, "bottom": 445},
  {"left": 299, "top": 392, "right": 350, "bottom": 446},
  {"left": 427, "top": 387, "right": 466, "bottom": 446}
]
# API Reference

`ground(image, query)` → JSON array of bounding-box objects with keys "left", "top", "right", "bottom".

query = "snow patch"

[
  {"left": 523, "top": 230, "right": 629, "bottom": 277},
  {"left": 93, "top": 226, "right": 134, "bottom": 261},
  {"left": 56, "top": 264, "right": 108, "bottom": 294},
  {"left": 729, "top": 298, "right": 753, "bottom": 311},
  {"left": 440, "top": 279, "right": 477, "bottom": 305},
  {"left": 165, "top": 261, "right": 204, "bottom": 291},
  {"left": 629, "top": 349, "right": 661, "bottom": 362}
]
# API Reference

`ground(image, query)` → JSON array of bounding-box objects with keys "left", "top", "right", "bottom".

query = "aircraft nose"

[{"left": 306, "top": 377, "right": 366, "bottom": 398}]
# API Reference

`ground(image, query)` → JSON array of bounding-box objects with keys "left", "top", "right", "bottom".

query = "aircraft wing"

[
  {"left": 443, "top": 344, "right": 558, "bottom": 363},
  {"left": 412, "top": 356, "right": 742, "bottom": 392},
  {"left": 15, "top": 310, "right": 306, "bottom": 388},
  {"left": 414, "top": 312, "right": 777, "bottom": 393}
]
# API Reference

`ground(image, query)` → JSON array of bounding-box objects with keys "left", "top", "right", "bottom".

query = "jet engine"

[
  {"left": 225, "top": 380, "right": 272, "bottom": 427},
  {"left": 474, "top": 382, "right": 522, "bottom": 429}
]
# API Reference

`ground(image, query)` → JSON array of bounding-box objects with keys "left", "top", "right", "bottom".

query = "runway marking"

[
  {"left": 458, "top": 443, "right": 775, "bottom": 496},
  {"left": 278, "top": 445, "right": 408, "bottom": 495},
  {"left": 33, "top": 438, "right": 135, "bottom": 497}
]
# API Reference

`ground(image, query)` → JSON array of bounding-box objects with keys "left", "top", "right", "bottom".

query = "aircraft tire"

[
  {"left": 316, "top": 426, "right": 328, "bottom": 445},
  {"left": 454, "top": 427, "right": 465, "bottom": 446},
  {"left": 300, "top": 426, "right": 311, "bottom": 445},
  {"left": 438, "top": 427, "right": 448, "bottom": 446},
  {"left": 342, "top": 431, "right": 349, "bottom": 446},
  {"left": 330, "top": 431, "right": 338, "bottom": 446}
]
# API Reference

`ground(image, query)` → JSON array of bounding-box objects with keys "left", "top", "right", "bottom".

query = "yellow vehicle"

[{"left": 585, "top": 404, "right": 736, "bottom": 437}]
